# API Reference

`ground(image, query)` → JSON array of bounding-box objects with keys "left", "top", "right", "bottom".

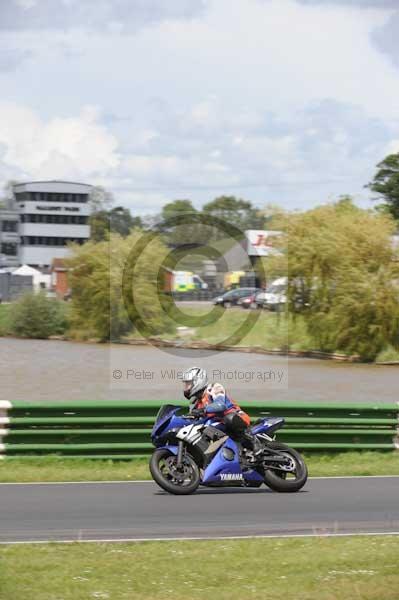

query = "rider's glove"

[{"left": 190, "top": 408, "right": 205, "bottom": 418}]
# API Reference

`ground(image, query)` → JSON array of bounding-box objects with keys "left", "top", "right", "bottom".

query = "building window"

[
  {"left": 21, "top": 214, "right": 88, "bottom": 225},
  {"left": 1, "top": 242, "right": 17, "bottom": 256},
  {"left": 2, "top": 220, "right": 18, "bottom": 232},
  {"left": 21, "top": 236, "right": 86, "bottom": 247}
]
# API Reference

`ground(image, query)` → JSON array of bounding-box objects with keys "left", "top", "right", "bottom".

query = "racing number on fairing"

[{"left": 176, "top": 424, "right": 204, "bottom": 445}]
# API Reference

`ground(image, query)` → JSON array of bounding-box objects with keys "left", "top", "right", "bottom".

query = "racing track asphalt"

[{"left": 0, "top": 477, "right": 398, "bottom": 543}]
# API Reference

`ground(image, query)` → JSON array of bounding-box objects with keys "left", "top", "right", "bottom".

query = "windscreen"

[{"left": 154, "top": 404, "right": 182, "bottom": 424}]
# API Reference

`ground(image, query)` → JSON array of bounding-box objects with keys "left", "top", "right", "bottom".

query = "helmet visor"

[{"left": 183, "top": 380, "right": 192, "bottom": 392}]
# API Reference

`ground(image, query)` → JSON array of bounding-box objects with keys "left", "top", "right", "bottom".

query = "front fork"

[{"left": 176, "top": 440, "right": 184, "bottom": 467}]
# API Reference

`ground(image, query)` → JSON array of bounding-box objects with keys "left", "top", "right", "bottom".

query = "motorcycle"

[{"left": 149, "top": 404, "right": 308, "bottom": 495}]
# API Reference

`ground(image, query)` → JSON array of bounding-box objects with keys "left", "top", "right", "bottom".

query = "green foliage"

[
  {"left": 67, "top": 232, "right": 175, "bottom": 341},
  {"left": 367, "top": 152, "right": 399, "bottom": 220},
  {"left": 8, "top": 292, "right": 68, "bottom": 339},
  {"left": 375, "top": 345, "right": 399, "bottom": 363},
  {"left": 89, "top": 209, "right": 110, "bottom": 242},
  {"left": 158, "top": 199, "right": 205, "bottom": 247},
  {"left": 89, "top": 206, "right": 142, "bottom": 242},
  {"left": 161, "top": 199, "right": 196, "bottom": 222},
  {"left": 0, "top": 303, "right": 11, "bottom": 335},
  {"left": 260, "top": 202, "right": 289, "bottom": 230},
  {"left": 284, "top": 199, "right": 399, "bottom": 360},
  {"left": 203, "top": 195, "right": 263, "bottom": 238}
]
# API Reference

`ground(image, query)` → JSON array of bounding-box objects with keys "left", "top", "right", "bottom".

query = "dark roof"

[{"left": 13, "top": 180, "right": 93, "bottom": 187}]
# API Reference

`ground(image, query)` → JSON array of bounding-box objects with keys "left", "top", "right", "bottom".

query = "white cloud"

[
  {"left": 0, "top": 0, "right": 207, "bottom": 32},
  {"left": 386, "top": 140, "right": 399, "bottom": 155},
  {"left": 0, "top": 0, "right": 398, "bottom": 212},
  {"left": 14, "top": 0, "right": 37, "bottom": 9},
  {"left": 0, "top": 104, "right": 120, "bottom": 180}
]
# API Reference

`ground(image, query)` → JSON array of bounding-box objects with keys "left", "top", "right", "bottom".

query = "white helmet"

[{"left": 182, "top": 367, "right": 208, "bottom": 399}]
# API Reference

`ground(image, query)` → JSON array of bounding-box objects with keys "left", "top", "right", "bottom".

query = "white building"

[
  {"left": 13, "top": 264, "right": 51, "bottom": 291},
  {"left": 0, "top": 208, "right": 20, "bottom": 268},
  {"left": 11, "top": 180, "right": 92, "bottom": 267}
]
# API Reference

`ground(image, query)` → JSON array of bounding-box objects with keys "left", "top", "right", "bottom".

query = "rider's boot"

[{"left": 241, "top": 431, "right": 262, "bottom": 463}]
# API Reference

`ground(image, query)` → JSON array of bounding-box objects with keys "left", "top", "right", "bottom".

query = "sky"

[{"left": 0, "top": 0, "right": 398, "bottom": 215}]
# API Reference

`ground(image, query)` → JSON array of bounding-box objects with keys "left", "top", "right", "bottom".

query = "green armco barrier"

[{"left": 0, "top": 400, "right": 398, "bottom": 458}]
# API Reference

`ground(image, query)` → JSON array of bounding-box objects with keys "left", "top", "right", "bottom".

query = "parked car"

[
  {"left": 257, "top": 277, "right": 287, "bottom": 311},
  {"left": 237, "top": 290, "right": 263, "bottom": 309},
  {"left": 213, "top": 287, "right": 261, "bottom": 307}
]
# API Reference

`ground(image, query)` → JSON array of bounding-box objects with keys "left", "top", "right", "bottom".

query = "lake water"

[{"left": 0, "top": 337, "right": 397, "bottom": 404}]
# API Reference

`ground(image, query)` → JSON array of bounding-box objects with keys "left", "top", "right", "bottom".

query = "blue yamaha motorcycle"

[{"left": 150, "top": 405, "right": 308, "bottom": 495}]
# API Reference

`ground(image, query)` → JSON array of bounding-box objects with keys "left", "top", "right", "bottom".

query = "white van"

[{"left": 256, "top": 277, "right": 287, "bottom": 310}]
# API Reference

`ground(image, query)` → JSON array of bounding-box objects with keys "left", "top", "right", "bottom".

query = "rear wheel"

[
  {"left": 261, "top": 442, "right": 308, "bottom": 493},
  {"left": 149, "top": 448, "right": 200, "bottom": 495}
]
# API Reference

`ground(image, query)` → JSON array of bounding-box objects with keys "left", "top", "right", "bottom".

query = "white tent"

[{"left": 13, "top": 265, "right": 51, "bottom": 291}]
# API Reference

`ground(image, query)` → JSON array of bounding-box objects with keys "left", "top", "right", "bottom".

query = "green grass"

[
  {"left": 1, "top": 536, "right": 398, "bottom": 600},
  {"left": 303, "top": 451, "right": 399, "bottom": 477},
  {"left": 1, "top": 451, "right": 398, "bottom": 483},
  {"left": 171, "top": 306, "right": 314, "bottom": 351},
  {"left": 0, "top": 457, "right": 151, "bottom": 482},
  {"left": 375, "top": 345, "right": 399, "bottom": 363}
]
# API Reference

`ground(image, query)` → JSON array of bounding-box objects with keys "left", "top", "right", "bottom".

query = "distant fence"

[{"left": 0, "top": 400, "right": 398, "bottom": 459}]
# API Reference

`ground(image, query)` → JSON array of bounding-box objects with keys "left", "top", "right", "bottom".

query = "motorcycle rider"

[{"left": 182, "top": 366, "right": 261, "bottom": 461}]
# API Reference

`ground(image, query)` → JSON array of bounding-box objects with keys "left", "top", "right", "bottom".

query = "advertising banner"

[{"left": 245, "top": 230, "right": 282, "bottom": 256}]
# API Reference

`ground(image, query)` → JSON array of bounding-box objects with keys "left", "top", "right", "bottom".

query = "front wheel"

[
  {"left": 261, "top": 442, "right": 308, "bottom": 493},
  {"left": 149, "top": 448, "right": 200, "bottom": 495}
]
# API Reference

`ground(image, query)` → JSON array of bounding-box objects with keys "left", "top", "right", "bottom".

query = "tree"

[
  {"left": 366, "top": 152, "right": 399, "bottom": 220},
  {"left": 283, "top": 199, "right": 399, "bottom": 360},
  {"left": 0, "top": 180, "right": 18, "bottom": 209},
  {"left": 203, "top": 196, "right": 263, "bottom": 239},
  {"left": 89, "top": 206, "right": 142, "bottom": 242},
  {"left": 161, "top": 199, "right": 196, "bottom": 223},
  {"left": 89, "top": 210, "right": 110, "bottom": 242},
  {"left": 109, "top": 206, "right": 141, "bottom": 236},
  {"left": 260, "top": 203, "right": 288, "bottom": 230},
  {"left": 158, "top": 199, "right": 203, "bottom": 246},
  {"left": 89, "top": 185, "right": 114, "bottom": 213},
  {"left": 88, "top": 186, "right": 114, "bottom": 242},
  {"left": 66, "top": 232, "right": 174, "bottom": 341}
]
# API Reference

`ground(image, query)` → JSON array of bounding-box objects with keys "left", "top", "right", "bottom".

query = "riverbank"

[
  {"left": 2, "top": 303, "right": 399, "bottom": 363},
  {"left": 1, "top": 452, "right": 399, "bottom": 482}
]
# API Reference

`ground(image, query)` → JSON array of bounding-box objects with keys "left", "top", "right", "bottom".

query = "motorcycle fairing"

[
  {"left": 251, "top": 416, "right": 285, "bottom": 436},
  {"left": 202, "top": 437, "right": 264, "bottom": 485},
  {"left": 202, "top": 437, "right": 242, "bottom": 483}
]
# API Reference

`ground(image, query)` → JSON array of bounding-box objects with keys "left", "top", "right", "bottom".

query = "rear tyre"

[
  {"left": 262, "top": 442, "right": 308, "bottom": 493},
  {"left": 149, "top": 448, "right": 200, "bottom": 495}
]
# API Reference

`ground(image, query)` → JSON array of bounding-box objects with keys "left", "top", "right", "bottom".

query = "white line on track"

[
  {"left": 1, "top": 475, "right": 399, "bottom": 485},
  {"left": 1, "top": 531, "right": 399, "bottom": 545}
]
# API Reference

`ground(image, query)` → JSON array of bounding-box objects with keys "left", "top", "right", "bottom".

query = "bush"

[{"left": 8, "top": 292, "right": 69, "bottom": 339}]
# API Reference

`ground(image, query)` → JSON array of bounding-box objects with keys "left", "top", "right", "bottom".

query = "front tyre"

[
  {"left": 149, "top": 448, "right": 200, "bottom": 495},
  {"left": 262, "top": 442, "right": 308, "bottom": 493}
]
